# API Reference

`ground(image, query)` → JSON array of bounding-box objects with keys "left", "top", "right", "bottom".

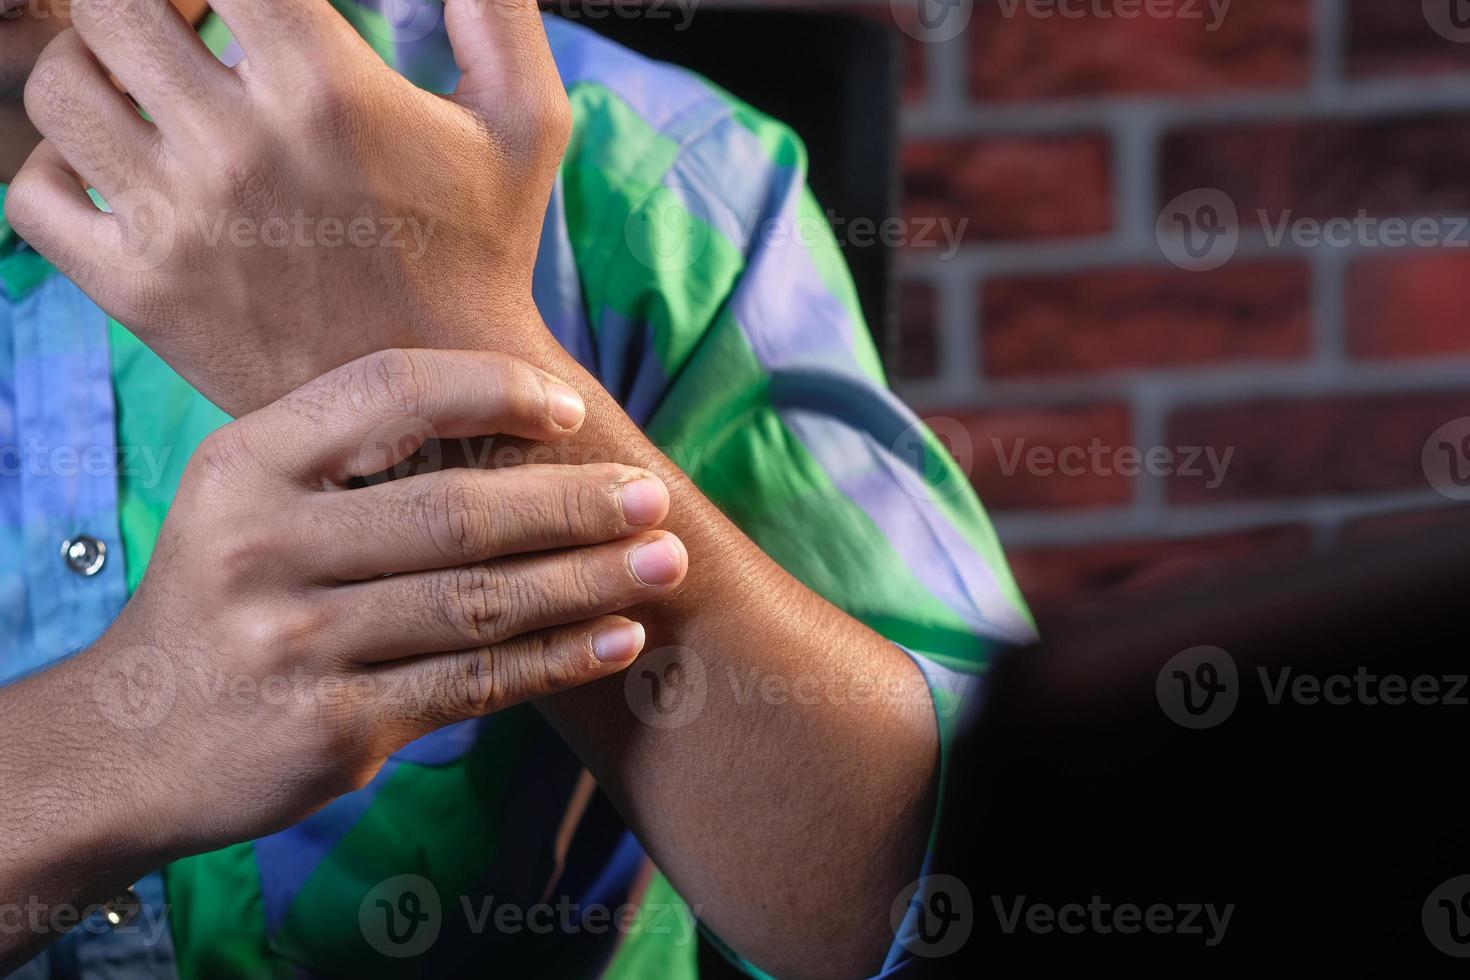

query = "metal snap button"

[{"left": 61, "top": 536, "right": 107, "bottom": 577}]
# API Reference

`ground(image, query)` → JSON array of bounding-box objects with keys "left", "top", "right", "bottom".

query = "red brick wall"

[{"left": 870, "top": 0, "right": 1470, "bottom": 619}]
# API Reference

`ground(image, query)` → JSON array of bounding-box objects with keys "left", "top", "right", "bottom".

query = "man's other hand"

[
  {"left": 4, "top": 0, "right": 569, "bottom": 416},
  {"left": 29, "top": 348, "right": 687, "bottom": 861}
]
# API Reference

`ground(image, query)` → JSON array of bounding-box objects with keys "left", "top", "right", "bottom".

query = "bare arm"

[{"left": 519, "top": 333, "right": 940, "bottom": 980}]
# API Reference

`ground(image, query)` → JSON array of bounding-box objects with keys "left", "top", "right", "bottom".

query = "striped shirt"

[{"left": 0, "top": 5, "right": 1034, "bottom": 978}]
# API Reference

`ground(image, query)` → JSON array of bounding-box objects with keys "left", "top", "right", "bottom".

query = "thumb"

[{"left": 446, "top": 0, "right": 556, "bottom": 106}]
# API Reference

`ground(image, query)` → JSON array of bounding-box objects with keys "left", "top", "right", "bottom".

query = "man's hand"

[
  {"left": 4, "top": 0, "right": 567, "bottom": 416},
  {"left": 0, "top": 349, "right": 688, "bottom": 942}
]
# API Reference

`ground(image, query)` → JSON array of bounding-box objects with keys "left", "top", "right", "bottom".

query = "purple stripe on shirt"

[{"left": 778, "top": 395, "right": 1036, "bottom": 645}]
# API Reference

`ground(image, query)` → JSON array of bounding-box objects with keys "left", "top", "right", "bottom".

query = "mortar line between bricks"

[
  {"left": 925, "top": 21, "right": 972, "bottom": 118},
  {"left": 1113, "top": 112, "right": 1161, "bottom": 249},
  {"left": 1310, "top": 0, "right": 1346, "bottom": 94},
  {"left": 901, "top": 76, "right": 1470, "bottom": 136},
  {"left": 894, "top": 358, "right": 1470, "bottom": 411},
  {"left": 902, "top": 230, "right": 1470, "bottom": 279},
  {"left": 938, "top": 263, "right": 981, "bottom": 392},
  {"left": 1311, "top": 249, "right": 1349, "bottom": 368},
  {"left": 989, "top": 491, "right": 1463, "bottom": 548}
]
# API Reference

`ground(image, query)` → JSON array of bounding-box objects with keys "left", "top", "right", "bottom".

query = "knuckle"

[
  {"left": 489, "top": 355, "right": 545, "bottom": 421},
  {"left": 24, "top": 46, "right": 81, "bottom": 127},
  {"left": 360, "top": 349, "right": 428, "bottom": 419},
  {"left": 190, "top": 426, "right": 252, "bottom": 488},
  {"left": 456, "top": 650, "right": 502, "bottom": 716},
  {"left": 537, "top": 635, "right": 588, "bottom": 694},
  {"left": 430, "top": 476, "right": 496, "bottom": 560},
  {"left": 563, "top": 473, "right": 620, "bottom": 540},
  {"left": 441, "top": 565, "right": 508, "bottom": 647},
  {"left": 562, "top": 551, "right": 606, "bottom": 611},
  {"left": 242, "top": 604, "right": 324, "bottom": 670},
  {"left": 491, "top": 642, "right": 548, "bottom": 707}
]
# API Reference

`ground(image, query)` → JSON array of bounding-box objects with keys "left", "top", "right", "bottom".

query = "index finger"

[
  {"left": 248, "top": 348, "right": 587, "bottom": 486},
  {"left": 69, "top": 0, "right": 233, "bottom": 132}
]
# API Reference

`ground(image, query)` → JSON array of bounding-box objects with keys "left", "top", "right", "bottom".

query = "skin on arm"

[
  {"left": 3, "top": 1, "right": 941, "bottom": 974},
  {"left": 521, "top": 331, "right": 942, "bottom": 979}
]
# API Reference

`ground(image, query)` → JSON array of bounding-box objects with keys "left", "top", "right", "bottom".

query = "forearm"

[
  {"left": 517, "top": 333, "right": 941, "bottom": 979},
  {"left": 0, "top": 651, "right": 163, "bottom": 972}
]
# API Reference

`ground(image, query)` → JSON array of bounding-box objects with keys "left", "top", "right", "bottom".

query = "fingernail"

[
  {"left": 619, "top": 478, "right": 667, "bottom": 526},
  {"left": 594, "top": 621, "right": 646, "bottom": 664},
  {"left": 629, "top": 536, "right": 686, "bottom": 587},
  {"left": 548, "top": 385, "right": 585, "bottom": 430}
]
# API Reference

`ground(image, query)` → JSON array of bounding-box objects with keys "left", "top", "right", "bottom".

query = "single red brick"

[
  {"left": 1347, "top": 252, "right": 1470, "bottom": 360},
  {"left": 894, "top": 281, "right": 941, "bottom": 380},
  {"left": 968, "top": 0, "right": 1310, "bottom": 102},
  {"left": 904, "top": 135, "right": 1113, "bottom": 243},
  {"left": 924, "top": 403, "right": 1134, "bottom": 511},
  {"left": 1160, "top": 115, "right": 1470, "bottom": 223},
  {"left": 1165, "top": 392, "right": 1470, "bottom": 502},
  {"left": 1009, "top": 526, "right": 1314, "bottom": 619},
  {"left": 982, "top": 261, "right": 1311, "bottom": 378},
  {"left": 1346, "top": 0, "right": 1470, "bottom": 78}
]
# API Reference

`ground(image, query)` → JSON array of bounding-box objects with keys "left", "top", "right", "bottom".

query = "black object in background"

[
  {"left": 567, "top": 7, "right": 902, "bottom": 367},
  {"left": 926, "top": 515, "right": 1470, "bottom": 977}
]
